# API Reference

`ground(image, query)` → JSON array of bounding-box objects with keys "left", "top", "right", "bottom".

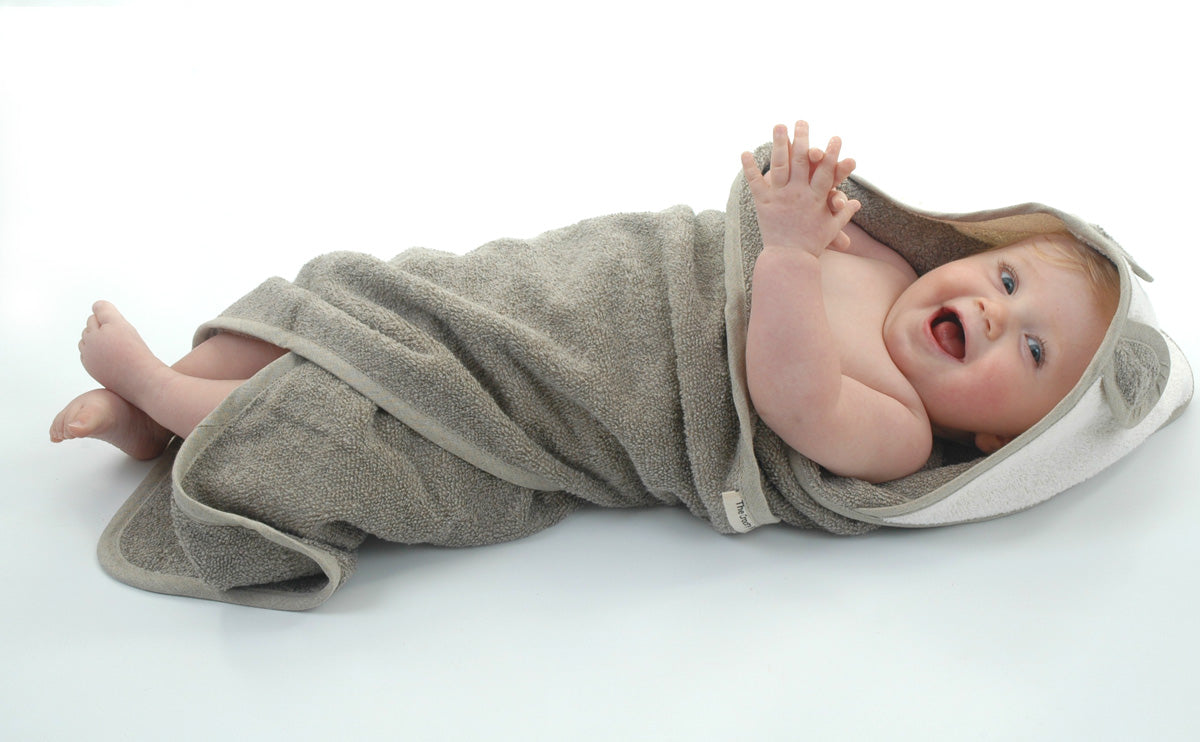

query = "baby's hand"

[{"left": 741, "top": 121, "right": 860, "bottom": 256}]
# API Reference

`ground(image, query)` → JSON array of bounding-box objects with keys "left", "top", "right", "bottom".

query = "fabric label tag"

[{"left": 721, "top": 490, "right": 759, "bottom": 533}]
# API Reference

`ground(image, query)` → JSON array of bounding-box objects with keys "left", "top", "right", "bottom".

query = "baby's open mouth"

[{"left": 931, "top": 308, "right": 966, "bottom": 360}]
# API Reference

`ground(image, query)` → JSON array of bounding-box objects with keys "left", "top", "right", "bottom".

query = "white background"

[{"left": 2, "top": 1, "right": 1197, "bottom": 739}]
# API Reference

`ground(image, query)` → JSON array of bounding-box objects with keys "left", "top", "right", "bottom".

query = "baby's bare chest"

[{"left": 819, "top": 250, "right": 913, "bottom": 397}]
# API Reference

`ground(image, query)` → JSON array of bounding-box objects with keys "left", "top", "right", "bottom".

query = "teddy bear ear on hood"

[
  {"left": 1059, "top": 213, "right": 1175, "bottom": 432},
  {"left": 1105, "top": 315, "right": 1172, "bottom": 428},
  {"left": 789, "top": 174, "right": 1193, "bottom": 528}
]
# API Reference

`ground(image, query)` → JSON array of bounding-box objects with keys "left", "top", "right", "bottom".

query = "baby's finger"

[
  {"left": 828, "top": 189, "right": 849, "bottom": 212},
  {"left": 811, "top": 136, "right": 842, "bottom": 193},
  {"left": 807, "top": 147, "right": 825, "bottom": 183},
  {"left": 834, "top": 157, "right": 856, "bottom": 187},
  {"left": 741, "top": 151, "right": 766, "bottom": 194},
  {"left": 789, "top": 120, "right": 811, "bottom": 183},
  {"left": 831, "top": 230, "right": 852, "bottom": 251},
  {"left": 769, "top": 124, "right": 790, "bottom": 187},
  {"left": 832, "top": 197, "right": 861, "bottom": 232}
]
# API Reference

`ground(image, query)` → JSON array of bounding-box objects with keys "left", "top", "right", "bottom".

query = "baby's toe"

[
  {"left": 50, "top": 403, "right": 85, "bottom": 441},
  {"left": 91, "top": 300, "right": 120, "bottom": 324},
  {"left": 49, "top": 409, "right": 66, "bottom": 441}
]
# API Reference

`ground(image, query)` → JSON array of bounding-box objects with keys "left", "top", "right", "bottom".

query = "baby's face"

[{"left": 882, "top": 238, "right": 1110, "bottom": 449}]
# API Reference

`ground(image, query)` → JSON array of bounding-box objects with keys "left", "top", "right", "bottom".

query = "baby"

[
  {"left": 50, "top": 122, "right": 1119, "bottom": 484},
  {"left": 742, "top": 122, "right": 1118, "bottom": 481}
]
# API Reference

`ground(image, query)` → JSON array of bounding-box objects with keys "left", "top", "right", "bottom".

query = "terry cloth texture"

[{"left": 98, "top": 143, "right": 1192, "bottom": 609}]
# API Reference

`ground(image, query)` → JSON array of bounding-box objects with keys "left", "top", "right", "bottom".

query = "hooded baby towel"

[{"left": 97, "top": 144, "right": 1193, "bottom": 609}]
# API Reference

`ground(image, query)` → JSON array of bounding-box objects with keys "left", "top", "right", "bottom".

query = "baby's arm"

[{"left": 743, "top": 122, "right": 930, "bottom": 483}]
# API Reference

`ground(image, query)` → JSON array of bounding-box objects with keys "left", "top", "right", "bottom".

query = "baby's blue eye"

[
  {"left": 1000, "top": 266, "right": 1016, "bottom": 294},
  {"left": 1027, "top": 336, "right": 1044, "bottom": 366}
]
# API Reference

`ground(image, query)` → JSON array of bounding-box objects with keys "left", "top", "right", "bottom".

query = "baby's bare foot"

[
  {"left": 49, "top": 388, "right": 172, "bottom": 460},
  {"left": 78, "top": 301, "right": 170, "bottom": 406}
]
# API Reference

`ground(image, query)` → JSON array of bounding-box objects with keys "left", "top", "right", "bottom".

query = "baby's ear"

[{"left": 974, "top": 432, "right": 1014, "bottom": 454}]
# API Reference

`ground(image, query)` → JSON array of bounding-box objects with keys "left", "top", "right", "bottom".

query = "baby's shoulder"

[{"left": 837, "top": 222, "right": 918, "bottom": 281}]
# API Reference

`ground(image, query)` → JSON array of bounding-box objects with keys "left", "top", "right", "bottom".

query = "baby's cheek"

[
  {"left": 976, "top": 370, "right": 1044, "bottom": 432},
  {"left": 959, "top": 374, "right": 1012, "bottom": 420}
]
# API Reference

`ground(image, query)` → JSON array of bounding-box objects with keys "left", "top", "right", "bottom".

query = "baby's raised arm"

[{"left": 743, "top": 122, "right": 931, "bottom": 483}]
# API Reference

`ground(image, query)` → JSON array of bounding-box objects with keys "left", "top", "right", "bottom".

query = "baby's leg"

[
  {"left": 51, "top": 302, "right": 286, "bottom": 458},
  {"left": 77, "top": 301, "right": 286, "bottom": 439},
  {"left": 171, "top": 331, "right": 288, "bottom": 380}
]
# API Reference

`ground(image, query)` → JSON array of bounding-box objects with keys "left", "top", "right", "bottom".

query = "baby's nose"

[{"left": 977, "top": 298, "right": 1008, "bottom": 340}]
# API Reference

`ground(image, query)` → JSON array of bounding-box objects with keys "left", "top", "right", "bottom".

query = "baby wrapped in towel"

[{"left": 50, "top": 123, "right": 1193, "bottom": 609}]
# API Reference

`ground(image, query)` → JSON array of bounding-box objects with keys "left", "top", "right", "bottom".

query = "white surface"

[{"left": 3, "top": 2, "right": 1198, "bottom": 740}]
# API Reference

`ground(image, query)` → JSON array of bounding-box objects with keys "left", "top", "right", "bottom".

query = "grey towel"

[{"left": 98, "top": 161, "right": 865, "bottom": 608}]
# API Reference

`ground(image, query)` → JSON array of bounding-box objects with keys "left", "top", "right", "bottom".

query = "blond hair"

[{"left": 1030, "top": 233, "right": 1120, "bottom": 322}]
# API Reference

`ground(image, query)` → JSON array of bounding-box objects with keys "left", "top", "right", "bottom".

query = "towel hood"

[{"left": 797, "top": 174, "right": 1192, "bottom": 527}]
